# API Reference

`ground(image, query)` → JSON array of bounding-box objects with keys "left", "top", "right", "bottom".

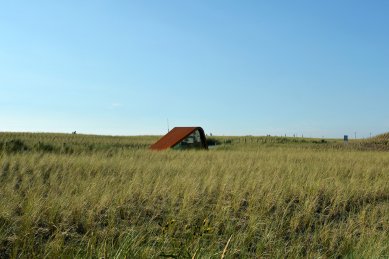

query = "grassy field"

[{"left": 0, "top": 133, "right": 389, "bottom": 258}]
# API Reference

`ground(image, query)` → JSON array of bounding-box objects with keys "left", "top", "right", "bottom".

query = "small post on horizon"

[{"left": 167, "top": 119, "right": 170, "bottom": 133}]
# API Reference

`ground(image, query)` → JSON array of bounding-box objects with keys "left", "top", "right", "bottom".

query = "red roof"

[{"left": 150, "top": 127, "right": 207, "bottom": 150}]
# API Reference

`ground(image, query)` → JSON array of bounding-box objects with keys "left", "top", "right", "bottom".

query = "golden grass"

[{"left": 0, "top": 133, "right": 388, "bottom": 258}]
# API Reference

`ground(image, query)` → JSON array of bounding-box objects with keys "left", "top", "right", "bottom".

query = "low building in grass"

[{"left": 150, "top": 127, "right": 208, "bottom": 150}]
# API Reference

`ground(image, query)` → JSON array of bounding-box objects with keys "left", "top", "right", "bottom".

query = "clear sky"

[{"left": 1, "top": 1, "right": 388, "bottom": 138}]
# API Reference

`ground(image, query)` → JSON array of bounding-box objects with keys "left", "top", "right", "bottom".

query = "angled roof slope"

[{"left": 150, "top": 127, "right": 207, "bottom": 150}]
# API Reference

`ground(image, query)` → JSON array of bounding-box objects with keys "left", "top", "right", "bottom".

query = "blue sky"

[{"left": 1, "top": 1, "right": 388, "bottom": 138}]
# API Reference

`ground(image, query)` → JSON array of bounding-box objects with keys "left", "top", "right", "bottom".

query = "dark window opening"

[{"left": 172, "top": 130, "right": 204, "bottom": 150}]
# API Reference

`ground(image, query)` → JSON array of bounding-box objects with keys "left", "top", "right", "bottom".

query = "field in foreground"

[{"left": 0, "top": 133, "right": 389, "bottom": 258}]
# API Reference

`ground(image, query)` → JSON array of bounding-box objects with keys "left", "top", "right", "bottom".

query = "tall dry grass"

[{"left": 0, "top": 133, "right": 388, "bottom": 258}]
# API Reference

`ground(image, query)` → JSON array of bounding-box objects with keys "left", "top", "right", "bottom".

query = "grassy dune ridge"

[{"left": 0, "top": 133, "right": 389, "bottom": 258}]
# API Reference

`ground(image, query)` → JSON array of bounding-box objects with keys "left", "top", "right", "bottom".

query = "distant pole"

[
  {"left": 370, "top": 132, "right": 372, "bottom": 138},
  {"left": 354, "top": 132, "right": 357, "bottom": 139},
  {"left": 167, "top": 119, "right": 170, "bottom": 132}
]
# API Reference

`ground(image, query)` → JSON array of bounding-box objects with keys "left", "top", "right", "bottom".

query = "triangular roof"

[{"left": 150, "top": 127, "right": 207, "bottom": 150}]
